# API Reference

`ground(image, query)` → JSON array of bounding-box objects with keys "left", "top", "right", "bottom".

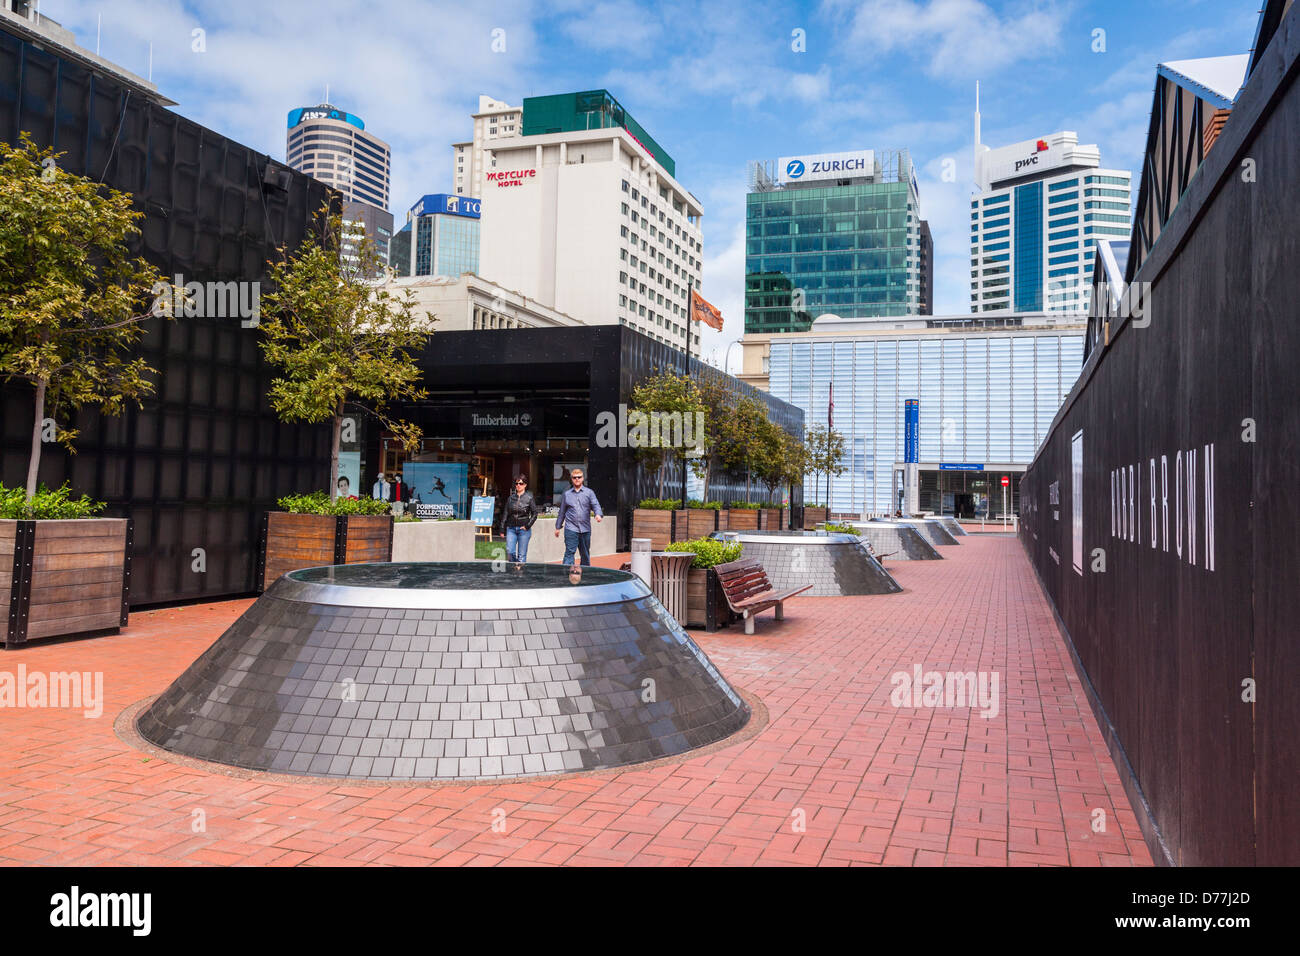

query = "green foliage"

[
  {"left": 805, "top": 424, "right": 848, "bottom": 505},
  {"left": 636, "top": 498, "right": 683, "bottom": 510},
  {"left": 729, "top": 501, "right": 761, "bottom": 509},
  {"left": 685, "top": 499, "right": 722, "bottom": 510},
  {"left": 0, "top": 482, "right": 105, "bottom": 519},
  {"left": 260, "top": 204, "right": 432, "bottom": 500},
  {"left": 0, "top": 133, "right": 177, "bottom": 497},
  {"left": 627, "top": 369, "right": 705, "bottom": 498},
  {"left": 665, "top": 537, "right": 743, "bottom": 569},
  {"left": 823, "top": 522, "right": 860, "bottom": 535},
  {"left": 276, "top": 491, "right": 392, "bottom": 516},
  {"left": 394, "top": 513, "right": 422, "bottom": 523}
]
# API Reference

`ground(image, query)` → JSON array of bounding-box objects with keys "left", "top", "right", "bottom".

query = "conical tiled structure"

[
  {"left": 852, "top": 522, "right": 943, "bottom": 560},
  {"left": 137, "top": 563, "right": 750, "bottom": 781},
  {"left": 718, "top": 531, "right": 901, "bottom": 596}
]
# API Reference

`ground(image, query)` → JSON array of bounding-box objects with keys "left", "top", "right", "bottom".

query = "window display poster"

[
  {"left": 336, "top": 451, "right": 361, "bottom": 499},
  {"left": 552, "top": 461, "right": 586, "bottom": 505},
  {"left": 405, "top": 461, "right": 470, "bottom": 519}
]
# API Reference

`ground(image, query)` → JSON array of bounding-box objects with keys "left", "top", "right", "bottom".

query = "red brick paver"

[{"left": 0, "top": 537, "right": 1151, "bottom": 866}]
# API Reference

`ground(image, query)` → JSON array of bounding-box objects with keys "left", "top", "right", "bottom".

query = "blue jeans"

[
  {"left": 505, "top": 526, "right": 531, "bottom": 562},
  {"left": 562, "top": 528, "right": 591, "bottom": 566}
]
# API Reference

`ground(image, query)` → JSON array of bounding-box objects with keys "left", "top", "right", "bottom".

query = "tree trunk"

[
  {"left": 329, "top": 402, "right": 343, "bottom": 502},
  {"left": 657, "top": 459, "right": 664, "bottom": 499},
  {"left": 25, "top": 379, "right": 47, "bottom": 499}
]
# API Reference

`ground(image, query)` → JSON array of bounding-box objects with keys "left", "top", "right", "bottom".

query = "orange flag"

[{"left": 690, "top": 289, "right": 724, "bottom": 331}]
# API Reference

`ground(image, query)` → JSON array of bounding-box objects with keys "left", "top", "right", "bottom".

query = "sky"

[{"left": 36, "top": 0, "right": 1263, "bottom": 368}]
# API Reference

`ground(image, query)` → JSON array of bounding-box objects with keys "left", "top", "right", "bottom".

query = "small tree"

[
  {"left": 260, "top": 205, "right": 432, "bottom": 500},
  {"left": 755, "top": 421, "right": 806, "bottom": 505},
  {"left": 718, "top": 395, "right": 768, "bottom": 503},
  {"left": 805, "top": 423, "right": 847, "bottom": 506},
  {"left": 690, "top": 372, "right": 742, "bottom": 504},
  {"left": 0, "top": 134, "right": 176, "bottom": 499},
  {"left": 628, "top": 368, "right": 704, "bottom": 500}
]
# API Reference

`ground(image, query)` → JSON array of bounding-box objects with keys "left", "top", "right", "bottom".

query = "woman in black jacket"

[{"left": 503, "top": 475, "right": 538, "bottom": 563}]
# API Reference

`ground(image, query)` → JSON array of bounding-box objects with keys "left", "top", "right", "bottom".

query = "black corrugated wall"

[{"left": 1019, "top": 8, "right": 1299, "bottom": 866}]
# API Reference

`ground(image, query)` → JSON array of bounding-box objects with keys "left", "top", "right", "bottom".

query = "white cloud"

[{"left": 821, "top": 0, "right": 1070, "bottom": 81}]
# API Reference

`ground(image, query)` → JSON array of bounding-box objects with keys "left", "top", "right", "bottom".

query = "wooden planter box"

[
  {"left": 2, "top": 518, "right": 130, "bottom": 648},
  {"left": 803, "top": 507, "right": 828, "bottom": 528},
  {"left": 630, "top": 509, "right": 674, "bottom": 550},
  {"left": 680, "top": 509, "right": 720, "bottom": 540},
  {"left": 257, "top": 513, "right": 393, "bottom": 591},
  {"left": 727, "top": 508, "right": 759, "bottom": 530},
  {"left": 759, "top": 508, "right": 785, "bottom": 530},
  {"left": 685, "top": 567, "right": 737, "bottom": 632}
]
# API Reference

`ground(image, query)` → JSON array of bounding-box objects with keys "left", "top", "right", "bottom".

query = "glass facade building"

[
  {"left": 768, "top": 325, "right": 1085, "bottom": 513},
  {"left": 745, "top": 149, "right": 923, "bottom": 333},
  {"left": 389, "top": 195, "right": 481, "bottom": 278}
]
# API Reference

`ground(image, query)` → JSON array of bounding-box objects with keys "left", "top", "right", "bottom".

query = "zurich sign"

[{"left": 786, "top": 160, "right": 806, "bottom": 179}]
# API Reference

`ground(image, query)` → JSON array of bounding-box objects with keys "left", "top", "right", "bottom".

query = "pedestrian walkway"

[{"left": 0, "top": 536, "right": 1150, "bottom": 866}]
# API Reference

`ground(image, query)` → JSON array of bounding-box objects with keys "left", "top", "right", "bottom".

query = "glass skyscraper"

[
  {"left": 745, "top": 149, "right": 926, "bottom": 333},
  {"left": 388, "top": 193, "right": 481, "bottom": 278},
  {"left": 971, "top": 129, "right": 1131, "bottom": 313}
]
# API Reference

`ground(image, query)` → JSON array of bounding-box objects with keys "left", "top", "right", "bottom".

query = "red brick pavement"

[{"left": 0, "top": 536, "right": 1150, "bottom": 866}]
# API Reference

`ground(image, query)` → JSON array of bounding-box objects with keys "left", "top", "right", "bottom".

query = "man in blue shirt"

[{"left": 553, "top": 467, "right": 604, "bottom": 566}]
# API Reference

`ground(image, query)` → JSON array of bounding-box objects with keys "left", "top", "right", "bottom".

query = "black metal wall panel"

[
  {"left": 1019, "top": 8, "right": 1299, "bottom": 866},
  {"left": 0, "top": 24, "right": 334, "bottom": 606}
]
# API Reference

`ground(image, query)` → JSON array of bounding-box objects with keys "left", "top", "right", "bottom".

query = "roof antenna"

[{"left": 324, "top": 84, "right": 330, "bottom": 106}]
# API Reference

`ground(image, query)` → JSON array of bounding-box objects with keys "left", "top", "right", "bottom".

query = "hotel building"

[
  {"left": 452, "top": 95, "right": 522, "bottom": 198},
  {"left": 478, "top": 90, "right": 705, "bottom": 352}
]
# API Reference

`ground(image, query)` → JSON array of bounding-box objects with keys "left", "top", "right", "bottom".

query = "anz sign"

[{"left": 777, "top": 149, "right": 874, "bottom": 185}]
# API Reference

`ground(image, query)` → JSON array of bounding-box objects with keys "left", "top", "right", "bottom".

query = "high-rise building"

[
  {"left": 389, "top": 194, "right": 481, "bottom": 278},
  {"left": 971, "top": 88, "right": 1131, "bottom": 314},
  {"left": 452, "top": 95, "right": 522, "bottom": 198},
  {"left": 918, "top": 219, "right": 934, "bottom": 314},
  {"left": 286, "top": 104, "right": 393, "bottom": 273},
  {"left": 478, "top": 90, "right": 704, "bottom": 353},
  {"left": 744, "top": 149, "right": 925, "bottom": 334},
  {"left": 286, "top": 104, "right": 391, "bottom": 208}
]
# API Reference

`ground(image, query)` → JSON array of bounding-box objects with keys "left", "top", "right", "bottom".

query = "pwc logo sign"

[{"left": 1015, "top": 139, "right": 1051, "bottom": 173}]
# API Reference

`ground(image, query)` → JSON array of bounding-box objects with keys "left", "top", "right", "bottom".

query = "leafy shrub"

[
  {"left": 729, "top": 501, "right": 761, "bottom": 509},
  {"left": 823, "top": 522, "right": 860, "bottom": 535},
  {"left": 277, "top": 492, "right": 392, "bottom": 516},
  {"left": 685, "top": 499, "right": 722, "bottom": 510},
  {"left": 665, "top": 537, "right": 743, "bottom": 569},
  {"left": 0, "top": 482, "right": 106, "bottom": 520},
  {"left": 637, "top": 498, "right": 683, "bottom": 510},
  {"left": 394, "top": 514, "right": 422, "bottom": 523}
]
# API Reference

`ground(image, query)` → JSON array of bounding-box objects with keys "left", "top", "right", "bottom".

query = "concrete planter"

[
  {"left": 257, "top": 513, "right": 393, "bottom": 591},
  {"left": 1, "top": 518, "right": 130, "bottom": 648},
  {"left": 527, "top": 516, "right": 617, "bottom": 564},
  {"left": 391, "top": 520, "right": 475, "bottom": 562}
]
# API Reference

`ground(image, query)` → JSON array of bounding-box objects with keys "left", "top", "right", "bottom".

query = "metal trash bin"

[{"left": 649, "top": 551, "right": 694, "bottom": 623}]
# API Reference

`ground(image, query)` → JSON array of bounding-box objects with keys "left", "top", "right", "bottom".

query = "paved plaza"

[{"left": 0, "top": 535, "right": 1151, "bottom": 867}]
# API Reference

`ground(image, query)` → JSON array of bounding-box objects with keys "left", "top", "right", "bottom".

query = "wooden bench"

[{"left": 714, "top": 557, "right": 813, "bottom": 634}]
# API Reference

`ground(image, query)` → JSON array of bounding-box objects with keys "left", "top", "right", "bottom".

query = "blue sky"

[{"left": 39, "top": 0, "right": 1262, "bottom": 365}]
